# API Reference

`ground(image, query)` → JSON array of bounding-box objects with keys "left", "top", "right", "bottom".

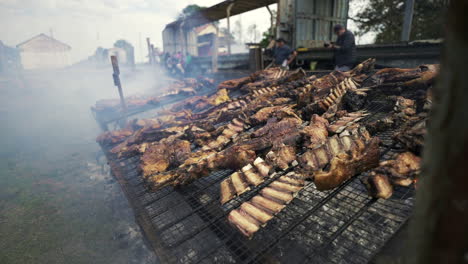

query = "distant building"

[
  {"left": 163, "top": 23, "right": 228, "bottom": 57},
  {"left": 0, "top": 40, "right": 21, "bottom": 74},
  {"left": 16, "top": 33, "right": 71, "bottom": 70},
  {"left": 194, "top": 24, "right": 228, "bottom": 56},
  {"left": 107, "top": 47, "right": 127, "bottom": 64}
]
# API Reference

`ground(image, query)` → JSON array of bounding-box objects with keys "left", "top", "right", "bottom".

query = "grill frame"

[{"left": 99, "top": 72, "right": 421, "bottom": 263}]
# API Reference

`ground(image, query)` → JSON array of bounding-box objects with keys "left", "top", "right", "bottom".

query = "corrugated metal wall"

[
  {"left": 163, "top": 26, "right": 198, "bottom": 56},
  {"left": 295, "top": 0, "right": 349, "bottom": 48}
]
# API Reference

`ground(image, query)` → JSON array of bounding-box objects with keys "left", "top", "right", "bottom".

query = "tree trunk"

[{"left": 408, "top": 1, "right": 468, "bottom": 263}]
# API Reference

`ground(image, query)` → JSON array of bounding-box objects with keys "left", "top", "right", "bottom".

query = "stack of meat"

[{"left": 97, "top": 61, "right": 438, "bottom": 238}]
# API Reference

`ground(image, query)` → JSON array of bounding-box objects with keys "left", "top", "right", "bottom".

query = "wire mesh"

[{"left": 100, "top": 91, "right": 416, "bottom": 264}]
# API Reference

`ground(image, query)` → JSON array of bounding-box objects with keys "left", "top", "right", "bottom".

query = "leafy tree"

[
  {"left": 114, "top": 40, "right": 135, "bottom": 66},
  {"left": 178, "top": 4, "right": 205, "bottom": 19},
  {"left": 351, "top": 0, "right": 449, "bottom": 43}
]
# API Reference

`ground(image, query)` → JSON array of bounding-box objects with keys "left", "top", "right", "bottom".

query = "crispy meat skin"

[
  {"left": 228, "top": 172, "right": 305, "bottom": 238},
  {"left": 140, "top": 139, "right": 191, "bottom": 178},
  {"left": 314, "top": 137, "right": 380, "bottom": 190},
  {"left": 266, "top": 145, "right": 296, "bottom": 170},
  {"left": 302, "top": 114, "right": 329, "bottom": 148},
  {"left": 96, "top": 130, "right": 133, "bottom": 146},
  {"left": 362, "top": 173, "right": 393, "bottom": 199},
  {"left": 362, "top": 152, "right": 421, "bottom": 199}
]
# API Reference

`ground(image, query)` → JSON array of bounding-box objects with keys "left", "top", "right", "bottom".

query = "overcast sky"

[{"left": 0, "top": 0, "right": 372, "bottom": 63}]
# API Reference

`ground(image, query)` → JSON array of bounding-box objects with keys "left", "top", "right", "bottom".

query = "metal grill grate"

[{"left": 101, "top": 89, "right": 416, "bottom": 263}]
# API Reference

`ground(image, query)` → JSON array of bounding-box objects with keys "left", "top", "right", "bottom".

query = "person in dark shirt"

[
  {"left": 273, "top": 38, "right": 297, "bottom": 69},
  {"left": 327, "top": 24, "right": 357, "bottom": 72}
]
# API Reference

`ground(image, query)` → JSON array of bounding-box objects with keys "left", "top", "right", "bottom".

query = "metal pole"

[
  {"left": 110, "top": 55, "right": 127, "bottom": 127},
  {"left": 212, "top": 25, "right": 219, "bottom": 73},
  {"left": 401, "top": 0, "right": 415, "bottom": 42},
  {"left": 146, "top": 37, "right": 152, "bottom": 65},
  {"left": 226, "top": 3, "right": 235, "bottom": 55}
]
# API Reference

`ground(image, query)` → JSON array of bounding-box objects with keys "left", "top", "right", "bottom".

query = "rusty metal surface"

[
  {"left": 165, "top": 0, "right": 277, "bottom": 29},
  {"left": 295, "top": 0, "right": 349, "bottom": 48}
]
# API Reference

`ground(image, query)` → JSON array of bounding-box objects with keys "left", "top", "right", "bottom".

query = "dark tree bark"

[{"left": 408, "top": 1, "right": 468, "bottom": 263}]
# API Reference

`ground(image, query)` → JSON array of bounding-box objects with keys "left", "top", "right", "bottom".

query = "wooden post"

[
  {"left": 266, "top": 5, "right": 275, "bottom": 36},
  {"left": 110, "top": 55, "right": 127, "bottom": 127},
  {"left": 212, "top": 25, "right": 219, "bottom": 73},
  {"left": 146, "top": 37, "right": 153, "bottom": 65},
  {"left": 407, "top": 1, "right": 468, "bottom": 263}
]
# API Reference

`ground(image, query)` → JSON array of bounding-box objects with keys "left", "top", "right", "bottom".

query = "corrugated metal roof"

[{"left": 166, "top": 0, "right": 277, "bottom": 29}]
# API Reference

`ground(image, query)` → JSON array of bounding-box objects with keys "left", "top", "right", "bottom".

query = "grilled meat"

[
  {"left": 301, "top": 114, "right": 329, "bottom": 148},
  {"left": 313, "top": 137, "right": 380, "bottom": 190},
  {"left": 96, "top": 129, "right": 133, "bottom": 146},
  {"left": 327, "top": 111, "right": 368, "bottom": 134},
  {"left": 266, "top": 145, "right": 296, "bottom": 170},
  {"left": 362, "top": 152, "right": 421, "bottom": 199},
  {"left": 140, "top": 139, "right": 191, "bottom": 178},
  {"left": 362, "top": 173, "right": 393, "bottom": 199},
  {"left": 220, "top": 158, "right": 273, "bottom": 204},
  {"left": 227, "top": 172, "right": 306, "bottom": 238}
]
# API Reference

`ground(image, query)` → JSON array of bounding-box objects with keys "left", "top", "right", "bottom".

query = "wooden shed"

[{"left": 17, "top": 34, "right": 71, "bottom": 70}]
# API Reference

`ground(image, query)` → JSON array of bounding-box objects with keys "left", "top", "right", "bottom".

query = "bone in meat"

[
  {"left": 362, "top": 173, "right": 393, "bottom": 199},
  {"left": 228, "top": 172, "right": 305, "bottom": 237},
  {"left": 314, "top": 137, "right": 380, "bottom": 190}
]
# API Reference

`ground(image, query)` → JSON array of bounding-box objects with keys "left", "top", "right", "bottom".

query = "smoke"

[{"left": 0, "top": 64, "right": 161, "bottom": 263}]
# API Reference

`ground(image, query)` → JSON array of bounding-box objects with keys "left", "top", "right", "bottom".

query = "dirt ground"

[{"left": 0, "top": 66, "right": 159, "bottom": 264}]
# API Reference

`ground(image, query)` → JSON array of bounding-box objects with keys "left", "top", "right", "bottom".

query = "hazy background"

[{"left": 0, "top": 0, "right": 373, "bottom": 64}]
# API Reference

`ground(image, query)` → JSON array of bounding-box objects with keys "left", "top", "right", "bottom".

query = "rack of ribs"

[
  {"left": 227, "top": 171, "right": 306, "bottom": 238},
  {"left": 327, "top": 111, "right": 369, "bottom": 134},
  {"left": 220, "top": 157, "right": 273, "bottom": 204}
]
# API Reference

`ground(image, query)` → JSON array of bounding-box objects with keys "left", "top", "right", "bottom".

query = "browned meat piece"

[
  {"left": 317, "top": 78, "right": 361, "bottom": 112},
  {"left": 227, "top": 172, "right": 305, "bottom": 238},
  {"left": 240, "top": 202, "right": 273, "bottom": 224},
  {"left": 242, "top": 164, "right": 263, "bottom": 186},
  {"left": 313, "top": 137, "right": 380, "bottom": 190},
  {"left": 221, "top": 158, "right": 271, "bottom": 204},
  {"left": 253, "top": 157, "right": 272, "bottom": 177},
  {"left": 301, "top": 114, "right": 329, "bottom": 148},
  {"left": 146, "top": 171, "right": 183, "bottom": 191},
  {"left": 140, "top": 139, "right": 191, "bottom": 178},
  {"left": 327, "top": 111, "right": 368, "bottom": 134},
  {"left": 379, "top": 152, "right": 421, "bottom": 177},
  {"left": 220, "top": 178, "right": 236, "bottom": 204},
  {"left": 96, "top": 129, "right": 133, "bottom": 146},
  {"left": 218, "top": 76, "right": 253, "bottom": 90},
  {"left": 393, "top": 118, "right": 427, "bottom": 154},
  {"left": 361, "top": 152, "right": 421, "bottom": 199},
  {"left": 207, "top": 89, "right": 230, "bottom": 106},
  {"left": 373, "top": 64, "right": 438, "bottom": 88},
  {"left": 362, "top": 173, "right": 393, "bottom": 199},
  {"left": 252, "top": 117, "right": 302, "bottom": 139},
  {"left": 250, "top": 105, "right": 299, "bottom": 125},
  {"left": 215, "top": 145, "right": 257, "bottom": 170},
  {"left": 299, "top": 134, "right": 355, "bottom": 172},
  {"left": 266, "top": 145, "right": 297, "bottom": 170},
  {"left": 228, "top": 209, "right": 260, "bottom": 237},
  {"left": 230, "top": 172, "right": 250, "bottom": 195},
  {"left": 260, "top": 187, "right": 293, "bottom": 203},
  {"left": 348, "top": 58, "right": 376, "bottom": 76}
]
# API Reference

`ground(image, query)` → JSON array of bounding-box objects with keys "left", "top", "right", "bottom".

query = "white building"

[{"left": 17, "top": 34, "right": 71, "bottom": 70}]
